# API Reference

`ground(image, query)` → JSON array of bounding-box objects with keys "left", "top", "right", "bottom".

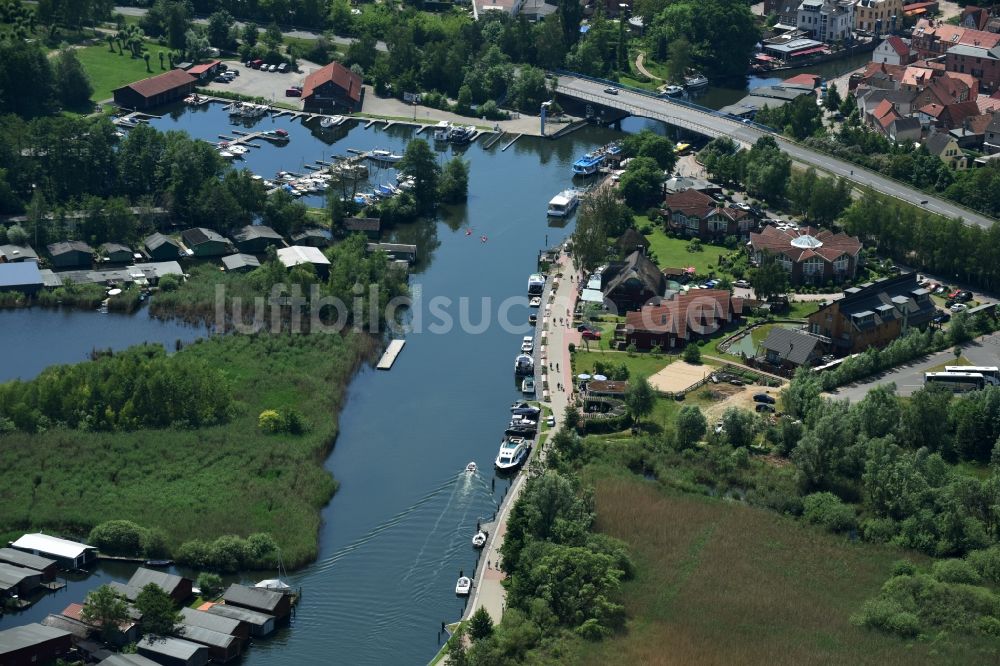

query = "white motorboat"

[
  {"left": 495, "top": 437, "right": 530, "bottom": 472},
  {"left": 218, "top": 150, "right": 235, "bottom": 159},
  {"left": 229, "top": 145, "right": 248, "bottom": 155},
  {"left": 529, "top": 296, "right": 541, "bottom": 308},
  {"left": 455, "top": 576, "right": 472, "bottom": 596},
  {"left": 521, "top": 378, "right": 535, "bottom": 394},
  {"left": 510, "top": 401, "right": 531, "bottom": 411},
  {"left": 465, "top": 461, "right": 477, "bottom": 474},
  {"left": 472, "top": 530, "right": 488, "bottom": 549},
  {"left": 527, "top": 273, "right": 546, "bottom": 297},
  {"left": 369, "top": 149, "right": 403, "bottom": 163},
  {"left": 320, "top": 116, "right": 335, "bottom": 128},
  {"left": 684, "top": 73, "right": 709, "bottom": 89},
  {"left": 521, "top": 335, "right": 534, "bottom": 353},
  {"left": 514, "top": 353, "right": 534, "bottom": 375},
  {"left": 547, "top": 189, "right": 580, "bottom": 217},
  {"left": 433, "top": 120, "right": 452, "bottom": 142}
]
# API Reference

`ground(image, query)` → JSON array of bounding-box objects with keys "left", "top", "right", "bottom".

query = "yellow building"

[{"left": 854, "top": 0, "right": 904, "bottom": 36}]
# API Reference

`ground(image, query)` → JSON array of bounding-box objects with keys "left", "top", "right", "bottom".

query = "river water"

[{"left": 0, "top": 104, "right": 627, "bottom": 664}]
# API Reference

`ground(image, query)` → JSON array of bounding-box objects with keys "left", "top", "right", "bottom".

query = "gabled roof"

[
  {"left": 819, "top": 273, "right": 936, "bottom": 329},
  {"left": 343, "top": 217, "right": 381, "bottom": 232},
  {"left": 277, "top": 245, "right": 330, "bottom": 268},
  {"left": 602, "top": 250, "right": 666, "bottom": 299},
  {"left": 223, "top": 583, "right": 285, "bottom": 613},
  {"left": 924, "top": 131, "right": 960, "bottom": 156},
  {"left": 761, "top": 327, "right": 822, "bottom": 365},
  {"left": 144, "top": 232, "right": 179, "bottom": 251},
  {"left": 0, "top": 562, "right": 41, "bottom": 588},
  {"left": 176, "top": 623, "right": 237, "bottom": 650},
  {"left": 99, "top": 654, "right": 161, "bottom": 666},
  {"left": 234, "top": 225, "right": 283, "bottom": 242},
  {"left": 137, "top": 636, "right": 208, "bottom": 660},
  {"left": 663, "top": 188, "right": 718, "bottom": 219},
  {"left": 749, "top": 225, "right": 862, "bottom": 263},
  {"left": 625, "top": 290, "right": 743, "bottom": 338},
  {"left": 939, "top": 100, "right": 983, "bottom": 128},
  {"left": 919, "top": 102, "right": 945, "bottom": 118},
  {"left": 783, "top": 73, "right": 820, "bottom": 87},
  {"left": 187, "top": 60, "right": 220, "bottom": 75},
  {"left": 0, "top": 623, "right": 71, "bottom": 654},
  {"left": 181, "top": 227, "right": 229, "bottom": 247},
  {"left": 11, "top": 533, "right": 94, "bottom": 559},
  {"left": 127, "top": 567, "right": 188, "bottom": 597},
  {"left": 0, "top": 244, "right": 38, "bottom": 261},
  {"left": 47, "top": 240, "right": 94, "bottom": 256},
  {"left": 204, "top": 603, "right": 274, "bottom": 627},
  {"left": 301, "top": 62, "right": 362, "bottom": 103},
  {"left": 0, "top": 262, "right": 43, "bottom": 288},
  {"left": 616, "top": 228, "right": 648, "bottom": 253},
  {"left": 180, "top": 607, "right": 242, "bottom": 636},
  {"left": 222, "top": 253, "right": 261, "bottom": 271},
  {"left": 115, "top": 69, "right": 196, "bottom": 99},
  {"left": 872, "top": 98, "right": 897, "bottom": 121},
  {"left": 883, "top": 35, "right": 911, "bottom": 57},
  {"left": 0, "top": 547, "right": 55, "bottom": 572},
  {"left": 100, "top": 242, "right": 132, "bottom": 255},
  {"left": 890, "top": 116, "right": 922, "bottom": 135}
]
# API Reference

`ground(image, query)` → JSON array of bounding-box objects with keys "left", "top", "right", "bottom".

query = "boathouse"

[
  {"left": 276, "top": 245, "right": 330, "bottom": 278},
  {"left": 116, "top": 567, "right": 193, "bottom": 604},
  {"left": 100, "top": 242, "right": 134, "bottom": 263},
  {"left": 221, "top": 253, "right": 261, "bottom": 273},
  {"left": 11, "top": 533, "right": 97, "bottom": 569},
  {"left": 0, "top": 623, "right": 73, "bottom": 665},
  {"left": 222, "top": 584, "right": 291, "bottom": 621},
  {"left": 113, "top": 70, "right": 197, "bottom": 111},
  {"left": 0, "top": 547, "right": 57, "bottom": 581},
  {"left": 137, "top": 636, "right": 210, "bottom": 666},
  {"left": 0, "top": 262, "right": 44, "bottom": 295},
  {"left": 0, "top": 562, "right": 42, "bottom": 597},
  {"left": 0, "top": 244, "right": 38, "bottom": 263},
  {"left": 144, "top": 232, "right": 182, "bottom": 261},
  {"left": 234, "top": 225, "right": 285, "bottom": 253},
  {"left": 290, "top": 228, "right": 331, "bottom": 247},
  {"left": 180, "top": 607, "right": 249, "bottom": 641},
  {"left": 367, "top": 242, "right": 416, "bottom": 264},
  {"left": 61, "top": 602, "right": 141, "bottom": 645},
  {"left": 301, "top": 61, "right": 364, "bottom": 113},
  {"left": 181, "top": 228, "right": 233, "bottom": 258},
  {"left": 175, "top": 624, "right": 242, "bottom": 663},
  {"left": 342, "top": 217, "right": 381, "bottom": 239},
  {"left": 203, "top": 603, "right": 276, "bottom": 637},
  {"left": 47, "top": 240, "right": 94, "bottom": 268},
  {"left": 99, "top": 654, "right": 162, "bottom": 666}
]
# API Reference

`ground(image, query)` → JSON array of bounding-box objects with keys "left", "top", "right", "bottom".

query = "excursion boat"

[
  {"left": 455, "top": 576, "right": 472, "bottom": 596},
  {"left": 433, "top": 120, "right": 452, "bottom": 142},
  {"left": 684, "top": 72, "right": 709, "bottom": 90},
  {"left": 521, "top": 377, "right": 535, "bottom": 394},
  {"left": 571, "top": 142, "right": 622, "bottom": 176},
  {"left": 472, "top": 530, "right": 488, "bottom": 549},
  {"left": 547, "top": 189, "right": 580, "bottom": 217},
  {"left": 369, "top": 149, "right": 403, "bottom": 163},
  {"left": 495, "top": 437, "right": 531, "bottom": 472},
  {"left": 514, "top": 353, "right": 534, "bottom": 375},
  {"left": 662, "top": 85, "right": 684, "bottom": 97},
  {"left": 527, "top": 273, "right": 545, "bottom": 296},
  {"left": 465, "top": 461, "right": 477, "bottom": 474}
]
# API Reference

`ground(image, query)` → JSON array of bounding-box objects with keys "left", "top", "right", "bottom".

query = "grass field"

[
  {"left": 643, "top": 225, "right": 731, "bottom": 276},
  {"left": 77, "top": 41, "right": 167, "bottom": 103},
  {"left": 0, "top": 333, "right": 372, "bottom": 568},
  {"left": 560, "top": 470, "right": 991, "bottom": 665},
  {"left": 572, "top": 349, "right": 674, "bottom": 380}
]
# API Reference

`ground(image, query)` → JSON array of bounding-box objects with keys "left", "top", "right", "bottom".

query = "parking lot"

[{"left": 201, "top": 59, "right": 312, "bottom": 106}]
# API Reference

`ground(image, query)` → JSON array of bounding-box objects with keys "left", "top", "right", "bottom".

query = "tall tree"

[
  {"left": 135, "top": 583, "right": 181, "bottom": 637},
  {"left": 52, "top": 46, "right": 93, "bottom": 109},
  {"left": 675, "top": 405, "right": 707, "bottom": 448},
  {"left": 398, "top": 138, "right": 440, "bottom": 214},
  {"left": 624, "top": 375, "right": 655, "bottom": 425},
  {"left": 749, "top": 251, "right": 789, "bottom": 303},
  {"left": 82, "top": 585, "right": 129, "bottom": 643},
  {"left": 207, "top": 10, "right": 235, "bottom": 49}
]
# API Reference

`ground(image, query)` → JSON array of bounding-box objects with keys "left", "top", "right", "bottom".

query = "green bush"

[
  {"left": 89, "top": 520, "right": 148, "bottom": 556},
  {"left": 861, "top": 518, "right": 899, "bottom": 544},
  {"left": 932, "top": 558, "right": 983, "bottom": 585},
  {"left": 158, "top": 274, "right": 182, "bottom": 292},
  {"left": 802, "top": 492, "right": 856, "bottom": 533},
  {"left": 967, "top": 546, "right": 1000, "bottom": 584}
]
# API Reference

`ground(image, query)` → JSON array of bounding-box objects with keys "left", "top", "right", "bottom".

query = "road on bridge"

[{"left": 554, "top": 75, "right": 997, "bottom": 229}]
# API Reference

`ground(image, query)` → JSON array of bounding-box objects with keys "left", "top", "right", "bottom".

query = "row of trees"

[
  {"left": 0, "top": 344, "right": 233, "bottom": 433},
  {"left": 700, "top": 136, "right": 792, "bottom": 205},
  {"left": 0, "top": 41, "right": 92, "bottom": 116}
]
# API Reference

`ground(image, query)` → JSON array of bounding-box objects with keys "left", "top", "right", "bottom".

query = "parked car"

[
  {"left": 950, "top": 303, "right": 968, "bottom": 313},
  {"left": 933, "top": 311, "right": 951, "bottom": 324},
  {"left": 577, "top": 324, "right": 593, "bottom": 332},
  {"left": 278, "top": 63, "right": 288, "bottom": 73},
  {"left": 948, "top": 289, "right": 963, "bottom": 300},
  {"left": 733, "top": 279, "right": 751, "bottom": 289},
  {"left": 733, "top": 202, "right": 751, "bottom": 211},
  {"left": 934, "top": 285, "right": 948, "bottom": 295},
  {"left": 729, "top": 379, "right": 744, "bottom": 386},
  {"left": 251, "top": 59, "right": 264, "bottom": 69},
  {"left": 753, "top": 393, "right": 776, "bottom": 404},
  {"left": 546, "top": 415, "right": 556, "bottom": 427},
  {"left": 582, "top": 329, "right": 602, "bottom": 341},
  {"left": 755, "top": 403, "right": 775, "bottom": 413},
  {"left": 957, "top": 291, "right": 973, "bottom": 302},
  {"left": 285, "top": 87, "right": 302, "bottom": 97}
]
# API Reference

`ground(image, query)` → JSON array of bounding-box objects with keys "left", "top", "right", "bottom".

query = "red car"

[
  {"left": 948, "top": 289, "right": 963, "bottom": 300},
  {"left": 285, "top": 87, "right": 302, "bottom": 97},
  {"left": 582, "top": 329, "right": 601, "bottom": 341}
]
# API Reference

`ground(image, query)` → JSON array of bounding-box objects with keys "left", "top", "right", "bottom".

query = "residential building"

[
  {"left": 0, "top": 548, "right": 57, "bottom": 581},
  {"left": 946, "top": 43, "right": 1000, "bottom": 93},
  {"left": 758, "top": 327, "right": 825, "bottom": 371},
  {"left": 233, "top": 225, "right": 285, "bottom": 253},
  {"left": 923, "top": 130, "right": 968, "bottom": 167},
  {"left": 221, "top": 253, "right": 261, "bottom": 273},
  {"left": 599, "top": 250, "right": 667, "bottom": 314},
  {"left": 748, "top": 226, "right": 863, "bottom": 285},
  {"left": 113, "top": 70, "right": 197, "bottom": 111},
  {"left": 870, "top": 97, "right": 904, "bottom": 134},
  {"left": 136, "top": 636, "right": 210, "bottom": 666},
  {"left": 764, "top": 0, "right": 801, "bottom": 26},
  {"left": 985, "top": 113, "right": 1000, "bottom": 152},
  {"left": 276, "top": 245, "right": 331, "bottom": 278},
  {"left": 99, "top": 242, "right": 133, "bottom": 263},
  {"left": 856, "top": 87, "right": 917, "bottom": 116},
  {"left": 144, "top": 232, "right": 182, "bottom": 261},
  {"left": 222, "top": 584, "right": 292, "bottom": 621},
  {"left": 203, "top": 603, "right": 276, "bottom": 637},
  {"left": 911, "top": 19, "right": 1000, "bottom": 60},
  {"left": 301, "top": 62, "right": 363, "bottom": 113},
  {"left": 623, "top": 289, "right": 744, "bottom": 350},
  {"left": 856, "top": 0, "right": 904, "bottom": 35},
  {"left": 0, "top": 262, "right": 44, "bottom": 295},
  {"left": 916, "top": 99, "right": 981, "bottom": 128},
  {"left": 797, "top": 0, "right": 854, "bottom": 43},
  {"left": 0, "top": 244, "right": 38, "bottom": 263},
  {"left": 181, "top": 228, "right": 232, "bottom": 258},
  {"left": 662, "top": 189, "right": 756, "bottom": 241},
  {"left": 11, "top": 533, "right": 96, "bottom": 569},
  {"left": 889, "top": 115, "right": 923, "bottom": 141},
  {"left": 960, "top": 5, "right": 995, "bottom": 31},
  {"left": 476, "top": 0, "right": 524, "bottom": 17},
  {"left": 47, "top": 240, "right": 94, "bottom": 268},
  {"left": 0, "top": 623, "right": 73, "bottom": 666},
  {"left": 949, "top": 112, "right": 995, "bottom": 148},
  {"left": 662, "top": 175, "right": 723, "bottom": 196},
  {"left": 807, "top": 273, "right": 936, "bottom": 355},
  {"left": 873, "top": 35, "right": 914, "bottom": 66}
]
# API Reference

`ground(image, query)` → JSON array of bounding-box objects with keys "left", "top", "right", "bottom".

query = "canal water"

[{"left": 0, "top": 104, "right": 627, "bottom": 664}]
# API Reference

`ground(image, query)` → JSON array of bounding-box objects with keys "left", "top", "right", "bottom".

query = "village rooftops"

[
  {"left": 180, "top": 607, "right": 243, "bottom": 636},
  {"left": 126, "top": 567, "right": 190, "bottom": 599},
  {"left": 0, "top": 623, "right": 72, "bottom": 656},
  {"left": 234, "top": 225, "right": 284, "bottom": 242},
  {"left": 276, "top": 245, "right": 330, "bottom": 269},
  {"left": 136, "top": 635, "right": 208, "bottom": 662},
  {"left": 99, "top": 654, "right": 161, "bottom": 666},
  {"left": 115, "top": 69, "right": 196, "bottom": 99},
  {"left": 0, "top": 244, "right": 38, "bottom": 262},
  {"left": 182, "top": 227, "right": 229, "bottom": 247}
]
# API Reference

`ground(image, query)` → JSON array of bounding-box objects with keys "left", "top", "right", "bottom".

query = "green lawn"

[
  {"left": 572, "top": 349, "right": 674, "bottom": 380},
  {"left": 77, "top": 40, "right": 168, "bottom": 103},
  {"left": 643, "top": 224, "right": 731, "bottom": 276},
  {"left": 787, "top": 300, "right": 821, "bottom": 319}
]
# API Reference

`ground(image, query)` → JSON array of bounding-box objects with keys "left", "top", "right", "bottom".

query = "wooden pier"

[
  {"left": 501, "top": 133, "right": 522, "bottom": 151},
  {"left": 483, "top": 131, "right": 506, "bottom": 149},
  {"left": 376, "top": 339, "right": 406, "bottom": 370}
]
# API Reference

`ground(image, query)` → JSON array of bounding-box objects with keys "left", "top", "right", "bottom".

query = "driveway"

[{"left": 830, "top": 332, "right": 1000, "bottom": 401}]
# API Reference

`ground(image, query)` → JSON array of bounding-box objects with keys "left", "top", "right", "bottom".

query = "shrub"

[
  {"left": 802, "top": 492, "right": 856, "bottom": 533},
  {"left": 861, "top": 518, "right": 898, "bottom": 543},
  {"left": 258, "top": 409, "right": 283, "bottom": 433},
  {"left": 852, "top": 597, "right": 921, "bottom": 637},
  {"left": 158, "top": 274, "right": 182, "bottom": 292},
  {"left": 979, "top": 616, "right": 1000, "bottom": 636},
  {"left": 967, "top": 546, "right": 1000, "bottom": 584},
  {"left": 196, "top": 573, "right": 224, "bottom": 597},
  {"left": 682, "top": 344, "right": 701, "bottom": 364},
  {"left": 890, "top": 559, "right": 917, "bottom": 577},
  {"left": 932, "top": 558, "right": 982, "bottom": 585},
  {"left": 89, "top": 520, "right": 148, "bottom": 557}
]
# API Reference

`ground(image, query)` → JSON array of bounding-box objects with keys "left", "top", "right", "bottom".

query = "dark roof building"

[
  {"left": 113, "top": 70, "right": 197, "bottom": 111},
  {"left": 758, "top": 327, "right": 825, "bottom": 370},
  {"left": 662, "top": 189, "right": 756, "bottom": 241},
  {"left": 807, "top": 273, "right": 937, "bottom": 355},
  {"left": 180, "top": 607, "right": 248, "bottom": 641},
  {"left": 0, "top": 244, "right": 38, "bottom": 263},
  {"left": 600, "top": 250, "right": 667, "bottom": 314},
  {"left": 125, "top": 567, "right": 193, "bottom": 604},
  {"left": 301, "top": 62, "right": 364, "bottom": 112},
  {"left": 136, "top": 636, "right": 209, "bottom": 666},
  {"left": 47, "top": 240, "right": 94, "bottom": 269},
  {"left": 99, "top": 242, "right": 134, "bottom": 263},
  {"left": 0, "top": 562, "right": 43, "bottom": 596},
  {"left": 204, "top": 603, "right": 276, "bottom": 637},
  {"left": 624, "top": 289, "right": 745, "bottom": 351},
  {"left": 0, "top": 548, "right": 57, "bottom": 581},
  {"left": 0, "top": 262, "right": 44, "bottom": 295},
  {"left": 99, "top": 654, "right": 162, "bottom": 666},
  {"left": 290, "top": 228, "right": 331, "bottom": 247},
  {"left": 0, "top": 623, "right": 73, "bottom": 666},
  {"left": 616, "top": 228, "right": 649, "bottom": 257},
  {"left": 176, "top": 624, "right": 242, "bottom": 663},
  {"left": 367, "top": 242, "right": 416, "bottom": 263},
  {"left": 233, "top": 225, "right": 285, "bottom": 253},
  {"left": 181, "top": 228, "right": 232, "bottom": 258},
  {"left": 144, "top": 233, "right": 182, "bottom": 261},
  {"left": 61, "top": 602, "right": 140, "bottom": 646},
  {"left": 222, "top": 584, "right": 291, "bottom": 620},
  {"left": 342, "top": 217, "right": 381, "bottom": 239},
  {"left": 749, "top": 225, "right": 863, "bottom": 285},
  {"left": 221, "top": 253, "right": 261, "bottom": 273}
]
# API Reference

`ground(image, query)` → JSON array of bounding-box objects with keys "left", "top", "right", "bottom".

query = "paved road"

[
  {"left": 831, "top": 332, "right": 1000, "bottom": 401},
  {"left": 554, "top": 76, "right": 997, "bottom": 229}
]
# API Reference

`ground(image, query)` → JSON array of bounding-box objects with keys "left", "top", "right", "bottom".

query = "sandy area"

[{"left": 649, "top": 360, "right": 714, "bottom": 393}]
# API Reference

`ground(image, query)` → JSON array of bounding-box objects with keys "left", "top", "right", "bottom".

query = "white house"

[
  {"left": 797, "top": 0, "right": 855, "bottom": 43},
  {"left": 873, "top": 35, "right": 913, "bottom": 66}
]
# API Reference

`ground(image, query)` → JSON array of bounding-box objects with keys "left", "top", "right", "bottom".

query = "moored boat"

[
  {"left": 455, "top": 576, "right": 472, "bottom": 596},
  {"left": 495, "top": 436, "right": 531, "bottom": 472},
  {"left": 514, "top": 353, "right": 534, "bottom": 375},
  {"left": 684, "top": 72, "right": 709, "bottom": 89},
  {"left": 369, "top": 149, "right": 403, "bottom": 163},
  {"left": 472, "top": 531, "right": 488, "bottom": 549},
  {"left": 547, "top": 189, "right": 580, "bottom": 217},
  {"left": 521, "top": 377, "right": 535, "bottom": 394}
]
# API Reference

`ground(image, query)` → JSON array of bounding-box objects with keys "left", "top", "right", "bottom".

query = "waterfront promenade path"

[
  {"left": 457, "top": 248, "right": 579, "bottom": 634},
  {"left": 634, "top": 53, "right": 663, "bottom": 82}
]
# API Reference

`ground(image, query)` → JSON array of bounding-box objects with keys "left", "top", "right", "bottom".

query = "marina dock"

[{"left": 376, "top": 339, "right": 406, "bottom": 370}]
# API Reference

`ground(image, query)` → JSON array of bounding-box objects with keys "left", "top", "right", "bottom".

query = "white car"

[
  {"left": 546, "top": 415, "right": 556, "bottom": 427},
  {"left": 521, "top": 336, "right": 534, "bottom": 353},
  {"left": 734, "top": 279, "right": 751, "bottom": 288},
  {"left": 950, "top": 303, "right": 968, "bottom": 312},
  {"left": 268, "top": 64, "right": 278, "bottom": 72}
]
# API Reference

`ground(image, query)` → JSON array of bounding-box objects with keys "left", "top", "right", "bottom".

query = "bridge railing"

[{"left": 549, "top": 69, "right": 777, "bottom": 134}]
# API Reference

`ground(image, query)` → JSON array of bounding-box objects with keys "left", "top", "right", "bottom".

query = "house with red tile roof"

[
  {"left": 748, "top": 226, "right": 862, "bottom": 285},
  {"left": 623, "top": 289, "right": 745, "bottom": 351},
  {"left": 301, "top": 62, "right": 363, "bottom": 113},
  {"left": 873, "top": 35, "right": 915, "bottom": 66},
  {"left": 661, "top": 189, "right": 757, "bottom": 241},
  {"left": 113, "top": 69, "right": 196, "bottom": 110}
]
